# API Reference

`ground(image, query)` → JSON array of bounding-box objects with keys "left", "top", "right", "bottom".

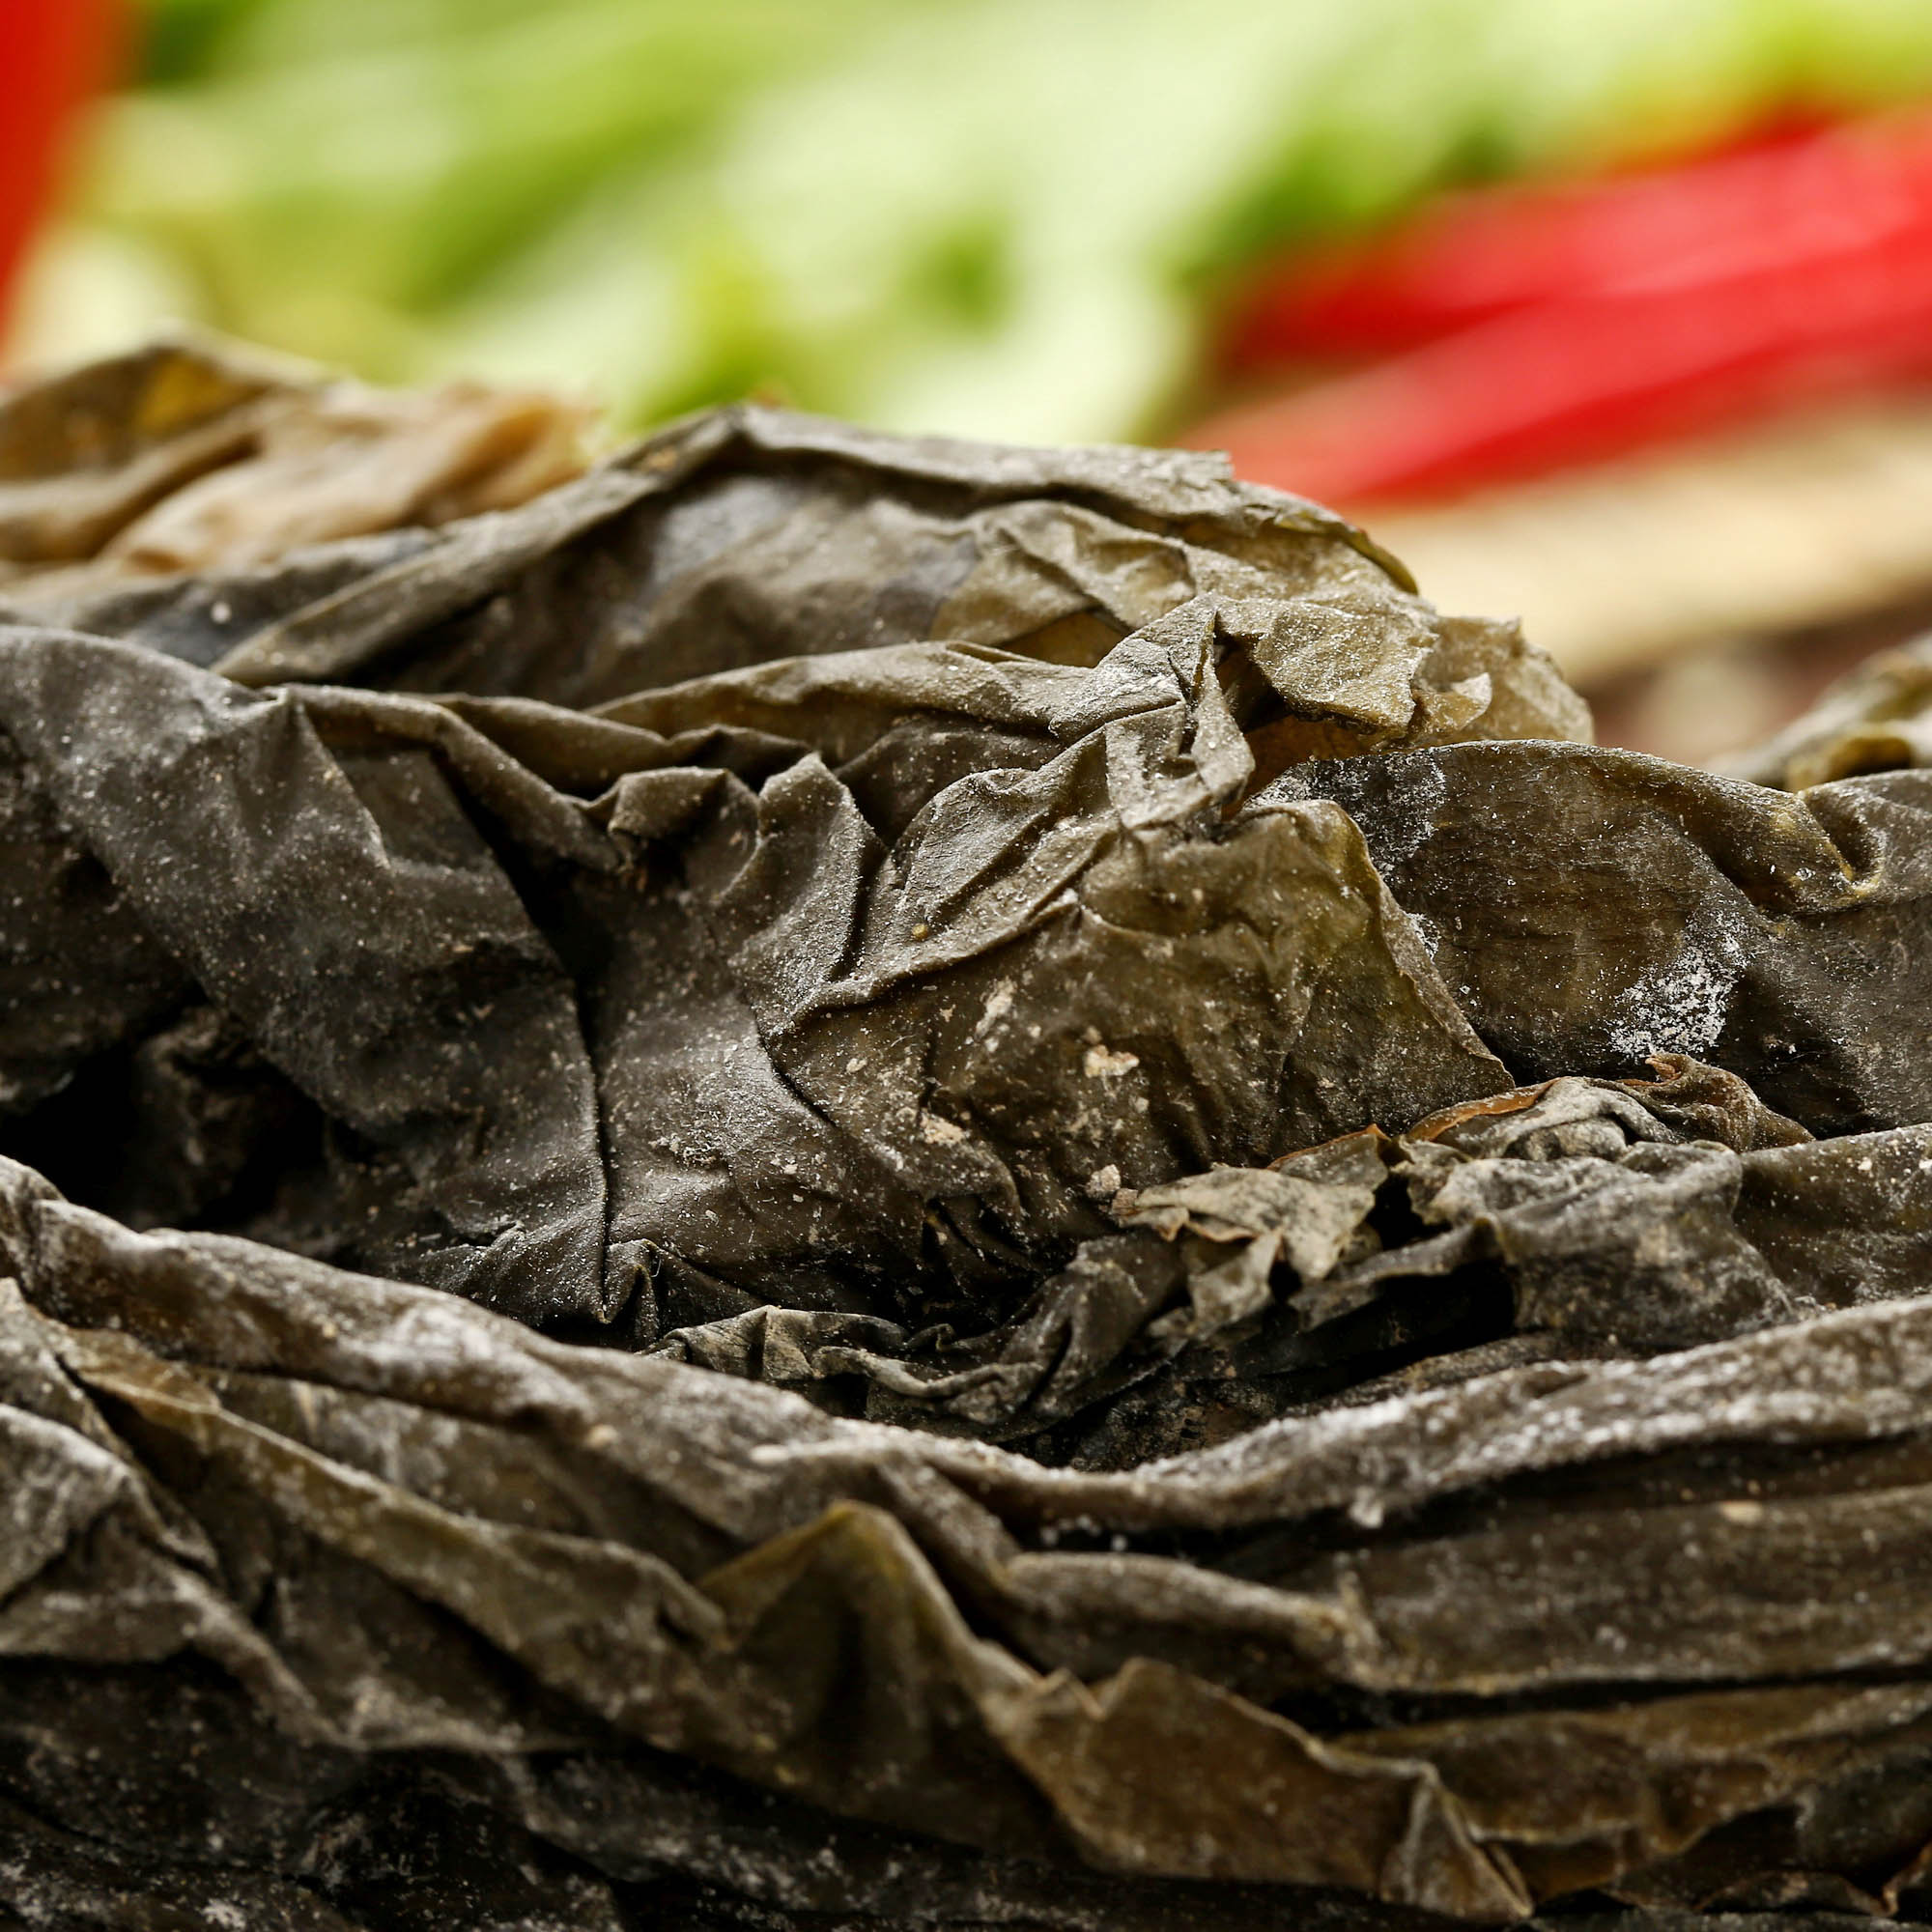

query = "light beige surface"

[{"left": 1372, "top": 394, "right": 1932, "bottom": 683}]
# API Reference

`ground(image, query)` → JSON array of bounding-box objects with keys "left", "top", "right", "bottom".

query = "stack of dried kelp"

[{"left": 4, "top": 339, "right": 1932, "bottom": 1931}]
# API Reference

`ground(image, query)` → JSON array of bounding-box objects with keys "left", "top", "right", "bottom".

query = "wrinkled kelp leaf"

[
  {"left": 1731, "top": 626, "right": 1932, "bottom": 792},
  {"left": 2, "top": 342, "right": 1931, "bottom": 1930},
  {"left": 0, "top": 336, "right": 588, "bottom": 589}
]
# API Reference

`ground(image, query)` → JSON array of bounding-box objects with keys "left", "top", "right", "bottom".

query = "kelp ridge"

[{"left": 2, "top": 340, "right": 1931, "bottom": 1929}]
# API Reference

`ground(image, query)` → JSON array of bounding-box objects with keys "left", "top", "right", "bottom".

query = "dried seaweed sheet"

[
  {"left": 0, "top": 337, "right": 587, "bottom": 590},
  {"left": 3, "top": 343, "right": 1932, "bottom": 1929}
]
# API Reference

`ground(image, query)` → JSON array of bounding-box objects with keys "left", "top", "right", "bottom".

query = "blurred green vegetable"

[{"left": 43, "top": 0, "right": 1932, "bottom": 441}]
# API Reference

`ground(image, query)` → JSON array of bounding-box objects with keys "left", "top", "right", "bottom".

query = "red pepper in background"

[
  {"left": 1192, "top": 109, "right": 1932, "bottom": 507},
  {"left": 0, "top": 0, "right": 122, "bottom": 338}
]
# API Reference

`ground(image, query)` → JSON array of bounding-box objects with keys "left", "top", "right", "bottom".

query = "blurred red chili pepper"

[
  {"left": 1194, "top": 109, "right": 1932, "bottom": 506},
  {"left": 0, "top": 0, "right": 122, "bottom": 334}
]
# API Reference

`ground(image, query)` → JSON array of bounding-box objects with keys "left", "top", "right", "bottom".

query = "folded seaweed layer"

[
  {"left": 0, "top": 339, "right": 590, "bottom": 591},
  {"left": 4, "top": 344, "right": 1932, "bottom": 1927},
  {"left": 13, "top": 1171, "right": 1932, "bottom": 1928},
  {"left": 1730, "top": 629, "right": 1932, "bottom": 792}
]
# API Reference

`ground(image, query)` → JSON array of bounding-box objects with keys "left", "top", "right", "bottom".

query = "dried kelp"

[
  {"left": 0, "top": 349, "right": 1586, "bottom": 748},
  {"left": 1283, "top": 743, "right": 1932, "bottom": 1131},
  {"left": 1731, "top": 626, "right": 1932, "bottom": 790},
  {"left": 3, "top": 343, "right": 1932, "bottom": 1929},
  {"left": 14, "top": 1172, "right": 1932, "bottom": 1926},
  {"left": 0, "top": 337, "right": 588, "bottom": 592}
]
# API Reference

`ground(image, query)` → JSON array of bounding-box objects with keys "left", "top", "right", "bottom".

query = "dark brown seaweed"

[{"left": 1, "top": 342, "right": 1929, "bottom": 1929}]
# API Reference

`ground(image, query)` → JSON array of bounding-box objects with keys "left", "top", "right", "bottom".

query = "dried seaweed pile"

[{"left": 5, "top": 342, "right": 1932, "bottom": 1930}]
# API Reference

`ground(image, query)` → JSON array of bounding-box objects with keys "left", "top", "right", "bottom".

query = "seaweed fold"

[{"left": 2, "top": 342, "right": 1930, "bottom": 1930}]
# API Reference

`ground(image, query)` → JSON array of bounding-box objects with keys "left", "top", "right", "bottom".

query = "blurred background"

[{"left": 13, "top": 0, "right": 1932, "bottom": 757}]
